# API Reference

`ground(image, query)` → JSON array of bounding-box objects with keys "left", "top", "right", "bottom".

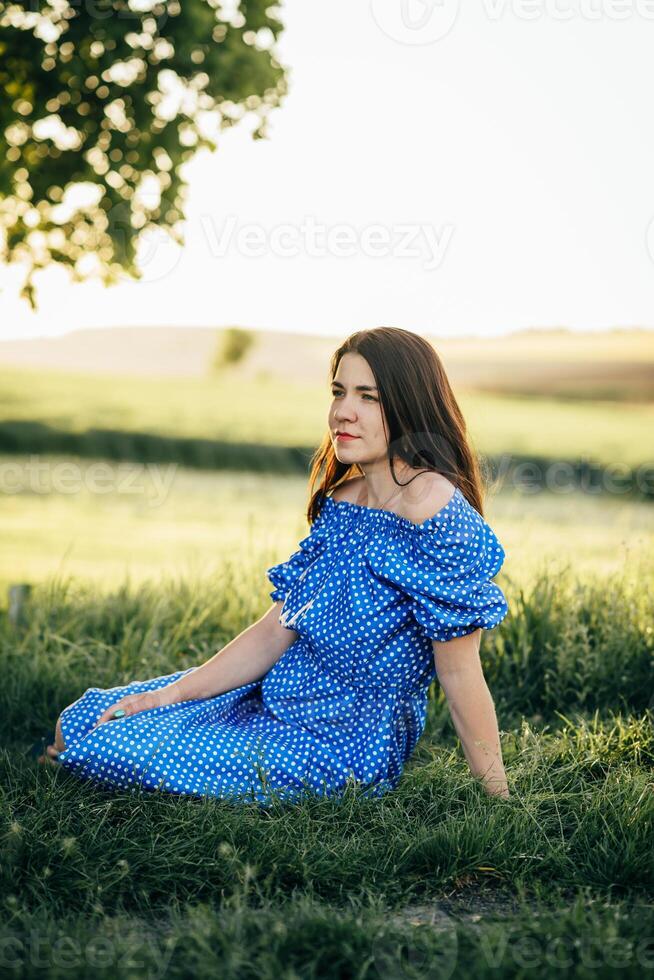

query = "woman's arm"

[
  {"left": 165, "top": 602, "right": 299, "bottom": 703},
  {"left": 432, "top": 629, "right": 510, "bottom": 799}
]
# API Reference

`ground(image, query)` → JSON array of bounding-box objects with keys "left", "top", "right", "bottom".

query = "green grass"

[
  {"left": 1, "top": 539, "right": 654, "bottom": 976},
  {"left": 3, "top": 887, "right": 654, "bottom": 978},
  {"left": 1, "top": 364, "right": 653, "bottom": 469},
  {"left": 2, "top": 329, "right": 653, "bottom": 973},
  {"left": 2, "top": 459, "right": 653, "bottom": 976},
  {"left": 1, "top": 460, "right": 653, "bottom": 594},
  {"left": 2, "top": 555, "right": 652, "bottom": 742}
]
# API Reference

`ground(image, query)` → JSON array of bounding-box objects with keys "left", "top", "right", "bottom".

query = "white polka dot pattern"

[{"left": 56, "top": 486, "right": 509, "bottom": 805}]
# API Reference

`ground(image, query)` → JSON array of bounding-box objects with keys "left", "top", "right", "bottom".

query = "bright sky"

[{"left": 2, "top": 0, "right": 654, "bottom": 340}]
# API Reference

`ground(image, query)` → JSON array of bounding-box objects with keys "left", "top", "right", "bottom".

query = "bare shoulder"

[
  {"left": 329, "top": 471, "right": 456, "bottom": 523},
  {"left": 329, "top": 476, "right": 365, "bottom": 504},
  {"left": 399, "top": 471, "right": 457, "bottom": 525}
]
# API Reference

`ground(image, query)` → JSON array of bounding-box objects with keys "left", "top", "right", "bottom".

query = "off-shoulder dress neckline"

[{"left": 322, "top": 484, "right": 462, "bottom": 532}]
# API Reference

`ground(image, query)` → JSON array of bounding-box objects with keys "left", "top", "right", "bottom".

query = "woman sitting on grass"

[{"left": 39, "top": 326, "right": 511, "bottom": 803}]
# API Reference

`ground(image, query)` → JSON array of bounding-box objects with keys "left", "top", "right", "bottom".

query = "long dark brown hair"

[{"left": 306, "top": 326, "right": 491, "bottom": 524}]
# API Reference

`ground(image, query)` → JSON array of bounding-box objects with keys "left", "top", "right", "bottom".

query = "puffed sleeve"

[
  {"left": 373, "top": 506, "right": 509, "bottom": 643},
  {"left": 265, "top": 500, "right": 331, "bottom": 604}
]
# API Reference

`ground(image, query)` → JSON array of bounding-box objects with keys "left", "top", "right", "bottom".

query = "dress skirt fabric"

[{"left": 57, "top": 486, "right": 509, "bottom": 804}]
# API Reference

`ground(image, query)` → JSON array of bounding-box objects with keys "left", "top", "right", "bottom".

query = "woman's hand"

[
  {"left": 92, "top": 687, "right": 176, "bottom": 730},
  {"left": 482, "top": 777, "right": 510, "bottom": 799}
]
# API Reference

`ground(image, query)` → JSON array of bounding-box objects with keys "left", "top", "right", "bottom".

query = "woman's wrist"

[{"left": 161, "top": 677, "right": 191, "bottom": 706}]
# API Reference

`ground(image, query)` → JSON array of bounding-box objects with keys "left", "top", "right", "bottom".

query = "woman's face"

[{"left": 329, "top": 352, "right": 390, "bottom": 466}]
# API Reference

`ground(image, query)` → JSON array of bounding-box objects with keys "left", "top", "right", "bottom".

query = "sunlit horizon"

[{"left": 2, "top": 0, "right": 654, "bottom": 341}]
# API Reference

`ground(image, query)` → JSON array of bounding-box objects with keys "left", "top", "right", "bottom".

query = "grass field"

[
  {"left": 1, "top": 463, "right": 654, "bottom": 976},
  {"left": 1, "top": 538, "right": 653, "bottom": 977},
  {"left": 1, "top": 327, "right": 653, "bottom": 976},
  {"left": 0, "top": 462, "right": 652, "bottom": 593},
  {"left": 1, "top": 325, "right": 653, "bottom": 399},
  {"left": 1, "top": 364, "right": 654, "bottom": 471}
]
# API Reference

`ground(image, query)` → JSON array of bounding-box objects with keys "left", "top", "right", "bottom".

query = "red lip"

[{"left": 336, "top": 433, "right": 359, "bottom": 439}]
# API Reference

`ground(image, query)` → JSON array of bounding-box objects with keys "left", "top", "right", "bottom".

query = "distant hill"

[
  {"left": 0, "top": 326, "right": 229, "bottom": 378},
  {"left": 0, "top": 324, "right": 652, "bottom": 399},
  {"left": 0, "top": 326, "right": 338, "bottom": 381}
]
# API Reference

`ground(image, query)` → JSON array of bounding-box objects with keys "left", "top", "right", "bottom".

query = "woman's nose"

[{"left": 334, "top": 398, "right": 356, "bottom": 418}]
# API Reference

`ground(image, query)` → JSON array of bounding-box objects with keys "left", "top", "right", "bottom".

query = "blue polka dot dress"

[{"left": 56, "top": 486, "right": 509, "bottom": 804}]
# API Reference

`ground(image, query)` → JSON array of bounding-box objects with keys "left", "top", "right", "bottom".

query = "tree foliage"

[
  {"left": 212, "top": 325, "right": 255, "bottom": 371},
  {"left": 0, "top": 0, "right": 287, "bottom": 309}
]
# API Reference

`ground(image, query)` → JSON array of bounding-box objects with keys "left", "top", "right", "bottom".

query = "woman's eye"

[{"left": 331, "top": 391, "right": 376, "bottom": 401}]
